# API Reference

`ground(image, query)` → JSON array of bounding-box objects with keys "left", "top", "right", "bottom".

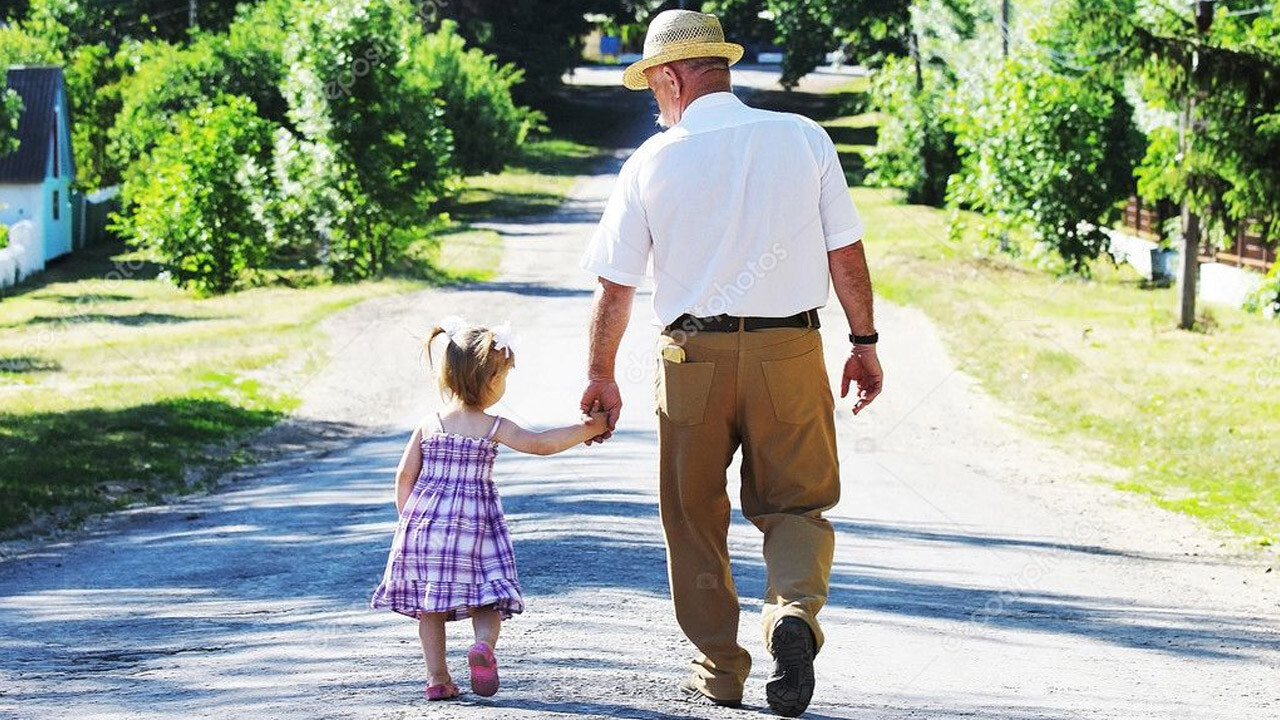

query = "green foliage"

[
  {"left": 64, "top": 42, "right": 122, "bottom": 189},
  {"left": 117, "top": 97, "right": 272, "bottom": 294},
  {"left": 1054, "top": 0, "right": 1280, "bottom": 260},
  {"left": 865, "top": 55, "right": 957, "bottom": 206},
  {"left": 0, "top": 222, "right": 9, "bottom": 250},
  {"left": 111, "top": 18, "right": 287, "bottom": 187},
  {"left": 703, "top": 0, "right": 911, "bottom": 87},
  {"left": 413, "top": 20, "right": 538, "bottom": 175},
  {"left": 4, "top": 0, "right": 240, "bottom": 47},
  {"left": 949, "top": 58, "right": 1143, "bottom": 274},
  {"left": 1244, "top": 262, "right": 1280, "bottom": 320},
  {"left": 281, "top": 0, "right": 455, "bottom": 280},
  {"left": 0, "top": 87, "right": 19, "bottom": 157}
]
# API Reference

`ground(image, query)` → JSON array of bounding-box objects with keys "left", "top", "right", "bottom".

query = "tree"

[
  {"left": 412, "top": 19, "right": 538, "bottom": 174},
  {"left": 866, "top": 55, "right": 958, "bottom": 205},
  {"left": 433, "top": 0, "right": 629, "bottom": 99},
  {"left": 4, "top": 0, "right": 239, "bottom": 47},
  {"left": 110, "top": 0, "right": 294, "bottom": 186},
  {"left": 0, "top": 3, "right": 123, "bottom": 188},
  {"left": 117, "top": 97, "right": 272, "bottom": 294}
]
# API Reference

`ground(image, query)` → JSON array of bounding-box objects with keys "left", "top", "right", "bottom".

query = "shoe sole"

[
  {"left": 766, "top": 620, "right": 815, "bottom": 717},
  {"left": 467, "top": 643, "right": 499, "bottom": 697}
]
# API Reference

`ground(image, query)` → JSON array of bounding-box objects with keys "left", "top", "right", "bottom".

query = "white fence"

[{"left": 0, "top": 220, "right": 41, "bottom": 289}]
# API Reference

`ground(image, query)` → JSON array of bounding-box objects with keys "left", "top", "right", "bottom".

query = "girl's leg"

[
  {"left": 418, "top": 612, "right": 452, "bottom": 686},
  {"left": 467, "top": 606, "right": 502, "bottom": 696},
  {"left": 470, "top": 605, "right": 501, "bottom": 648}
]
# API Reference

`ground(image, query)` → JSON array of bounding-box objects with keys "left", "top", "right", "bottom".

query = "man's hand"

[
  {"left": 841, "top": 347, "right": 883, "bottom": 415},
  {"left": 580, "top": 378, "right": 622, "bottom": 444}
]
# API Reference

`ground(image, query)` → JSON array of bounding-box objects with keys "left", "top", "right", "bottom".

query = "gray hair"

[{"left": 672, "top": 56, "right": 730, "bottom": 74}]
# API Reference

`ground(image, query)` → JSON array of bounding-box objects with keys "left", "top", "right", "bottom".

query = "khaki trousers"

[{"left": 656, "top": 326, "right": 839, "bottom": 701}]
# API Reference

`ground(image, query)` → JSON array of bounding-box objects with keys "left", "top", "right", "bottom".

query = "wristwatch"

[{"left": 849, "top": 332, "right": 878, "bottom": 345}]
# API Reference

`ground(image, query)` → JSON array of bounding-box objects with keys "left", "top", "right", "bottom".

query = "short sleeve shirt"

[{"left": 581, "top": 92, "right": 864, "bottom": 326}]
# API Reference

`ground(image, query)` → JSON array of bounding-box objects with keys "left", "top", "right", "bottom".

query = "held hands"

[
  {"left": 583, "top": 404, "right": 608, "bottom": 428},
  {"left": 841, "top": 345, "right": 884, "bottom": 415},
  {"left": 579, "top": 378, "right": 622, "bottom": 445}
]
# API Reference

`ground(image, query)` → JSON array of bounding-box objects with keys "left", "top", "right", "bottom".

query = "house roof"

[{"left": 0, "top": 66, "right": 68, "bottom": 183}]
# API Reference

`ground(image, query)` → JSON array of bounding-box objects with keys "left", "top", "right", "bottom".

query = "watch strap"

[{"left": 850, "top": 332, "right": 878, "bottom": 345}]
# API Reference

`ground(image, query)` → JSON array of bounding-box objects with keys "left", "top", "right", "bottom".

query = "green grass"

[
  {"left": 752, "top": 82, "right": 1280, "bottom": 545},
  {"left": 856, "top": 185, "right": 1280, "bottom": 545}
]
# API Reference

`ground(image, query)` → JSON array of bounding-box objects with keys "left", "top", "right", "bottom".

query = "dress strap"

[
  {"left": 433, "top": 412, "right": 446, "bottom": 434},
  {"left": 484, "top": 415, "right": 502, "bottom": 441}
]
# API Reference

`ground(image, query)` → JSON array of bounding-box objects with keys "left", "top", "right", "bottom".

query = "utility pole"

[
  {"left": 189, "top": 0, "right": 198, "bottom": 30},
  {"left": 1178, "top": 1, "right": 1214, "bottom": 330}
]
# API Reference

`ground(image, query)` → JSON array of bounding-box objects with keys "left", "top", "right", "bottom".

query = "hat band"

[{"left": 643, "top": 37, "right": 732, "bottom": 60}]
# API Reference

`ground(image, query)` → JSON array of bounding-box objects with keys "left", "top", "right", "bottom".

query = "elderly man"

[{"left": 579, "top": 9, "right": 882, "bottom": 717}]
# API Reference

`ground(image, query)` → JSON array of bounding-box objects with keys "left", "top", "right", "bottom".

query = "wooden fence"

[{"left": 1119, "top": 196, "right": 1276, "bottom": 272}]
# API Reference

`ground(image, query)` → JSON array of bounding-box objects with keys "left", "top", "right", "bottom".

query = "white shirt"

[{"left": 581, "top": 91, "right": 864, "bottom": 326}]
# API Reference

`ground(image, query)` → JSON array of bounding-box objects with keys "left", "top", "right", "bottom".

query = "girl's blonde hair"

[{"left": 426, "top": 323, "right": 516, "bottom": 407}]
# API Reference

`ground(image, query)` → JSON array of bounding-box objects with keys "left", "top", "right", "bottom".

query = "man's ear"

[{"left": 660, "top": 65, "right": 682, "bottom": 98}]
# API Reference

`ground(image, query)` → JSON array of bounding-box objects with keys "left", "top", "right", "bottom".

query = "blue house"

[{"left": 0, "top": 66, "right": 75, "bottom": 263}]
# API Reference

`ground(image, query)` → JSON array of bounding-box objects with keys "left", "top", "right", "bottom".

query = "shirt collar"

[{"left": 676, "top": 92, "right": 742, "bottom": 130}]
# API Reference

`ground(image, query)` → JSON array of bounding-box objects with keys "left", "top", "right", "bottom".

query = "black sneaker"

[
  {"left": 679, "top": 676, "right": 743, "bottom": 709},
  {"left": 765, "top": 618, "right": 816, "bottom": 717}
]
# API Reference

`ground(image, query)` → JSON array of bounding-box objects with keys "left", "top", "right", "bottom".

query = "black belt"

[{"left": 665, "top": 309, "right": 820, "bottom": 334}]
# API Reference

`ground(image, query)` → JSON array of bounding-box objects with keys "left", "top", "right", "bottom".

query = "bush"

[
  {"left": 111, "top": 22, "right": 287, "bottom": 184},
  {"left": 280, "top": 0, "right": 455, "bottom": 280},
  {"left": 0, "top": 223, "right": 9, "bottom": 250},
  {"left": 116, "top": 97, "right": 272, "bottom": 294},
  {"left": 413, "top": 20, "right": 538, "bottom": 175},
  {"left": 866, "top": 56, "right": 958, "bottom": 206},
  {"left": 948, "top": 59, "right": 1142, "bottom": 273}
]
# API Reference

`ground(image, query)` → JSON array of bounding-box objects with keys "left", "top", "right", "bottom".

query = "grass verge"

[{"left": 0, "top": 243, "right": 418, "bottom": 536}]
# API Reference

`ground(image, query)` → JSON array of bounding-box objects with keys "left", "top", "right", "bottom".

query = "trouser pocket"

[
  {"left": 760, "top": 346, "right": 829, "bottom": 424},
  {"left": 658, "top": 360, "right": 716, "bottom": 426}
]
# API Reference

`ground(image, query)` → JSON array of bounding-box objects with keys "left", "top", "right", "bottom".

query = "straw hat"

[{"left": 622, "top": 10, "right": 744, "bottom": 91}]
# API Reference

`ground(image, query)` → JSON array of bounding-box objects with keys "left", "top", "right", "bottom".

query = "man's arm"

[
  {"left": 580, "top": 277, "right": 636, "bottom": 443},
  {"left": 829, "top": 241, "right": 883, "bottom": 414}
]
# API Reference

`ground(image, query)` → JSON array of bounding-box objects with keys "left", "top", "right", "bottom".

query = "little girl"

[{"left": 371, "top": 317, "right": 605, "bottom": 701}]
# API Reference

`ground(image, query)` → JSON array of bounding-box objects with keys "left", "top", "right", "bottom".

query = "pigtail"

[
  {"left": 424, "top": 325, "right": 453, "bottom": 400},
  {"left": 424, "top": 325, "right": 447, "bottom": 371}
]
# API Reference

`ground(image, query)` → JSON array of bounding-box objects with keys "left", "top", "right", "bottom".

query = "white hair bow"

[
  {"left": 439, "top": 316, "right": 468, "bottom": 342},
  {"left": 437, "top": 316, "right": 515, "bottom": 358},
  {"left": 491, "top": 321, "right": 516, "bottom": 358}
]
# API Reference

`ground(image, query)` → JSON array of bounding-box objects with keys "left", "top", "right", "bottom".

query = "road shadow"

[
  {"left": 464, "top": 281, "right": 594, "bottom": 299},
  {"left": 10, "top": 311, "right": 217, "bottom": 328}
]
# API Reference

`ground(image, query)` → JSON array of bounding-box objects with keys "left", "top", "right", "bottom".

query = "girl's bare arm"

[
  {"left": 492, "top": 414, "right": 606, "bottom": 456},
  {"left": 394, "top": 427, "right": 424, "bottom": 513}
]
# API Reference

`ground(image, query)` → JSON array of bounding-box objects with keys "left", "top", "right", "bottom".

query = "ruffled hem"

[{"left": 370, "top": 578, "right": 524, "bottom": 621}]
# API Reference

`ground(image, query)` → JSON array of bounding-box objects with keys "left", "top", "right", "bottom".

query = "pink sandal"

[
  {"left": 467, "top": 642, "right": 500, "bottom": 697},
  {"left": 425, "top": 682, "right": 461, "bottom": 701}
]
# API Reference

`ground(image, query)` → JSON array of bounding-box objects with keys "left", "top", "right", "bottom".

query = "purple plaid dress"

[{"left": 370, "top": 414, "right": 524, "bottom": 621}]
